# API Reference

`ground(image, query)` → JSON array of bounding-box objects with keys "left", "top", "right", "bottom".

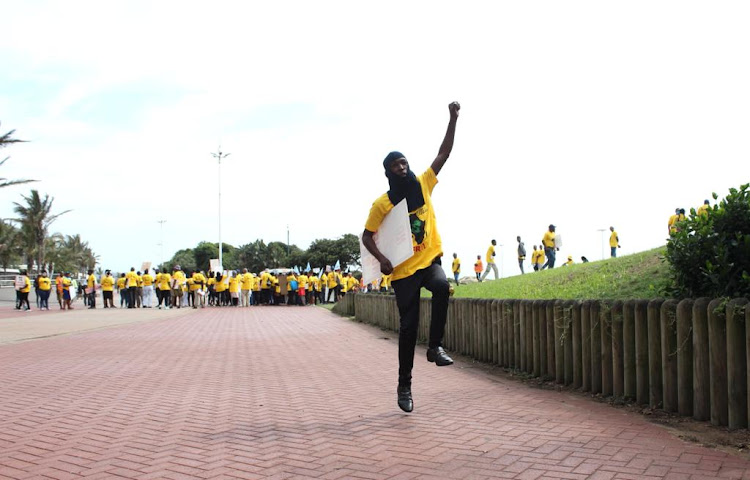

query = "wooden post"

[
  {"left": 539, "top": 300, "right": 548, "bottom": 378},
  {"left": 600, "top": 301, "right": 613, "bottom": 397},
  {"left": 623, "top": 300, "right": 636, "bottom": 399},
  {"left": 519, "top": 299, "right": 527, "bottom": 372},
  {"left": 676, "top": 299, "right": 694, "bottom": 417},
  {"left": 660, "top": 300, "right": 679, "bottom": 412},
  {"left": 546, "top": 301, "right": 555, "bottom": 380},
  {"left": 564, "top": 301, "right": 574, "bottom": 386},
  {"left": 692, "top": 298, "right": 710, "bottom": 421},
  {"left": 503, "top": 300, "right": 512, "bottom": 367},
  {"left": 581, "top": 300, "right": 591, "bottom": 392},
  {"left": 611, "top": 301, "right": 624, "bottom": 398},
  {"left": 554, "top": 300, "right": 564, "bottom": 383},
  {"left": 634, "top": 300, "right": 650, "bottom": 405},
  {"left": 708, "top": 298, "right": 728, "bottom": 426},
  {"left": 572, "top": 300, "right": 582, "bottom": 389},
  {"left": 532, "top": 300, "right": 541, "bottom": 377},
  {"left": 525, "top": 301, "right": 534, "bottom": 373},
  {"left": 514, "top": 299, "right": 521, "bottom": 368},
  {"left": 647, "top": 299, "right": 664, "bottom": 409},
  {"left": 590, "top": 301, "right": 602, "bottom": 394},
  {"left": 727, "top": 298, "right": 748, "bottom": 430}
]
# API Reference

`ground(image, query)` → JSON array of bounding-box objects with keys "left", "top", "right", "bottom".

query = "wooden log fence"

[{"left": 348, "top": 294, "right": 750, "bottom": 428}]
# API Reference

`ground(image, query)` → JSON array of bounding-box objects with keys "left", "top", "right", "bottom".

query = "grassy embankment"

[{"left": 443, "top": 247, "right": 672, "bottom": 300}]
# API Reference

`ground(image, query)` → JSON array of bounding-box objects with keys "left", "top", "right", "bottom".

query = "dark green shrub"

[{"left": 665, "top": 183, "right": 750, "bottom": 298}]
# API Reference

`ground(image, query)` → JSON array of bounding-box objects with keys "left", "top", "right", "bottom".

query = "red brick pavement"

[{"left": 1, "top": 306, "right": 750, "bottom": 480}]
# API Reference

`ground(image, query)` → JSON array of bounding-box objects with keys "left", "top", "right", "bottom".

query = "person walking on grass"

[
  {"left": 609, "top": 226, "right": 620, "bottom": 258},
  {"left": 362, "top": 101, "right": 460, "bottom": 413},
  {"left": 480, "top": 239, "right": 499, "bottom": 281},
  {"left": 451, "top": 253, "right": 460, "bottom": 285}
]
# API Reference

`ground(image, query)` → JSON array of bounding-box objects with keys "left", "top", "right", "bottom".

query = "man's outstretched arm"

[{"left": 431, "top": 101, "right": 461, "bottom": 176}]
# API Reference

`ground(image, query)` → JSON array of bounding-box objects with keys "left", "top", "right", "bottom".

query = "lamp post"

[
  {"left": 157, "top": 219, "right": 166, "bottom": 268},
  {"left": 211, "top": 147, "right": 230, "bottom": 268}
]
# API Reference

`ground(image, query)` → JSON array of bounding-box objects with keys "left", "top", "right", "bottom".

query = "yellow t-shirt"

[
  {"left": 451, "top": 258, "right": 460, "bottom": 273},
  {"left": 228, "top": 276, "right": 239, "bottom": 293},
  {"left": 542, "top": 231, "right": 555, "bottom": 248},
  {"left": 101, "top": 276, "right": 114, "bottom": 292},
  {"left": 39, "top": 277, "right": 51, "bottom": 291},
  {"left": 347, "top": 276, "right": 358, "bottom": 291},
  {"left": 365, "top": 168, "right": 442, "bottom": 282},
  {"left": 609, "top": 231, "right": 619, "bottom": 248},
  {"left": 20, "top": 276, "right": 31, "bottom": 293},
  {"left": 62, "top": 277, "right": 71, "bottom": 292},
  {"left": 252, "top": 276, "right": 261, "bottom": 291},
  {"left": 381, "top": 274, "right": 391, "bottom": 288},
  {"left": 215, "top": 275, "right": 227, "bottom": 292},
  {"left": 136, "top": 275, "right": 143, "bottom": 288},
  {"left": 668, "top": 214, "right": 678, "bottom": 231},
  {"left": 172, "top": 271, "right": 186, "bottom": 288},
  {"left": 125, "top": 271, "right": 139, "bottom": 288},
  {"left": 117, "top": 277, "right": 126, "bottom": 290},
  {"left": 190, "top": 273, "right": 205, "bottom": 291},
  {"left": 142, "top": 274, "right": 154, "bottom": 287},
  {"left": 327, "top": 273, "right": 338, "bottom": 288},
  {"left": 309, "top": 275, "right": 320, "bottom": 291},
  {"left": 241, "top": 273, "right": 252, "bottom": 290},
  {"left": 87, "top": 274, "right": 97, "bottom": 289},
  {"left": 486, "top": 245, "right": 495, "bottom": 264},
  {"left": 158, "top": 273, "right": 172, "bottom": 291},
  {"left": 697, "top": 204, "right": 709, "bottom": 216},
  {"left": 260, "top": 272, "right": 271, "bottom": 289},
  {"left": 298, "top": 274, "right": 308, "bottom": 290},
  {"left": 537, "top": 249, "right": 545, "bottom": 264}
]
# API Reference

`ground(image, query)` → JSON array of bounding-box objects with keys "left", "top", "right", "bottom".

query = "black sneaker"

[
  {"left": 397, "top": 386, "right": 413, "bottom": 413},
  {"left": 426, "top": 346, "right": 454, "bottom": 366}
]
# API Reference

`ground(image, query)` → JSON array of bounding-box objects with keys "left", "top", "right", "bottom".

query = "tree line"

[{"left": 163, "top": 234, "right": 361, "bottom": 274}]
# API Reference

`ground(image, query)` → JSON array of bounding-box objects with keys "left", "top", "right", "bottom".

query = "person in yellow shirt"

[
  {"left": 541, "top": 224, "right": 558, "bottom": 269},
  {"left": 240, "top": 268, "right": 252, "bottom": 307},
  {"left": 15, "top": 270, "right": 32, "bottom": 311},
  {"left": 697, "top": 199, "right": 710, "bottom": 217},
  {"left": 530, "top": 246, "right": 540, "bottom": 272},
  {"left": 100, "top": 270, "right": 115, "bottom": 308},
  {"left": 451, "top": 253, "right": 461, "bottom": 285},
  {"left": 207, "top": 272, "right": 217, "bottom": 306},
  {"left": 318, "top": 272, "right": 327, "bottom": 303},
  {"left": 156, "top": 269, "right": 172, "bottom": 309},
  {"left": 361, "top": 101, "right": 460, "bottom": 413},
  {"left": 170, "top": 266, "right": 186, "bottom": 308},
  {"left": 141, "top": 269, "right": 154, "bottom": 308},
  {"left": 228, "top": 271, "right": 240, "bottom": 306},
  {"left": 85, "top": 269, "right": 98, "bottom": 309},
  {"left": 35, "top": 270, "right": 51, "bottom": 310},
  {"left": 272, "top": 274, "right": 281, "bottom": 305},
  {"left": 326, "top": 270, "right": 338, "bottom": 303},
  {"left": 125, "top": 267, "right": 139, "bottom": 308},
  {"left": 609, "top": 226, "right": 621, "bottom": 258},
  {"left": 347, "top": 273, "right": 358, "bottom": 293},
  {"left": 190, "top": 270, "right": 206, "bottom": 308},
  {"left": 117, "top": 273, "right": 128, "bottom": 308},
  {"left": 215, "top": 271, "right": 227, "bottom": 306},
  {"left": 297, "top": 272, "right": 309, "bottom": 306},
  {"left": 668, "top": 208, "right": 686, "bottom": 234},
  {"left": 61, "top": 272, "right": 73, "bottom": 310},
  {"left": 251, "top": 272, "right": 261, "bottom": 305},
  {"left": 380, "top": 273, "right": 391, "bottom": 293},
  {"left": 563, "top": 255, "right": 574, "bottom": 266},
  {"left": 285, "top": 272, "right": 297, "bottom": 305},
  {"left": 480, "top": 239, "right": 499, "bottom": 281}
]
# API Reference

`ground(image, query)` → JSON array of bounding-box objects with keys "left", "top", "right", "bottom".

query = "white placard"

[
  {"left": 360, "top": 199, "right": 414, "bottom": 285},
  {"left": 554, "top": 234, "right": 563, "bottom": 249},
  {"left": 209, "top": 259, "right": 222, "bottom": 273}
]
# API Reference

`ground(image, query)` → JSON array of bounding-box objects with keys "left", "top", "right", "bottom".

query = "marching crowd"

[{"left": 14, "top": 265, "right": 381, "bottom": 312}]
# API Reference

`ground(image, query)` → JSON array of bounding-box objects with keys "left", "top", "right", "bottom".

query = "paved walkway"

[{"left": 1, "top": 306, "right": 749, "bottom": 480}]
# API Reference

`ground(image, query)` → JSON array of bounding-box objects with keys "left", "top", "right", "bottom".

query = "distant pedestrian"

[
  {"left": 609, "top": 226, "right": 620, "bottom": 257},
  {"left": 517, "top": 236, "right": 526, "bottom": 274},
  {"left": 38, "top": 270, "right": 51, "bottom": 310},
  {"left": 451, "top": 253, "right": 460, "bottom": 285},
  {"left": 86, "top": 269, "right": 97, "bottom": 309},
  {"left": 101, "top": 270, "right": 115, "bottom": 308},
  {"left": 474, "top": 255, "right": 483, "bottom": 281},
  {"left": 480, "top": 239, "right": 499, "bottom": 281},
  {"left": 581, "top": 256, "right": 589, "bottom": 263},
  {"left": 697, "top": 199, "right": 710, "bottom": 217},
  {"left": 541, "top": 224, "right": 558, "bottom": 269},
  {"left": 531, "top": 245, "right": 541, "bottom": 271}
]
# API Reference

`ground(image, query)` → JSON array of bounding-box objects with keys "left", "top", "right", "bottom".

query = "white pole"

[{"left": 211, "top": 148, "right": 230, "bottom": 268}]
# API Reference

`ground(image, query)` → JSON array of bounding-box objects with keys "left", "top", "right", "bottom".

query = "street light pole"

[
  {"left": 157, "top": 219, "right": 166, "bottom": 268},
  {"left": 211, "top": 147, "right": 230, "bottom": 268}
]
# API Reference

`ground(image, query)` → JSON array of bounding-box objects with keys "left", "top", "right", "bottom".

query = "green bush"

[{"left": 665, "top": 183, "right": 750, "bottom": 298}]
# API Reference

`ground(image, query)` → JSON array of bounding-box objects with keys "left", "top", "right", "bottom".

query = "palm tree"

[
  {"left": 0, "top": 123, "right": 36, "bottom": 189},
  {"left": 0, "top": 220, "right": 22, "bottom": 269},
  {"left": 13, "top": 190, "right": 70, "bottom": 273}
]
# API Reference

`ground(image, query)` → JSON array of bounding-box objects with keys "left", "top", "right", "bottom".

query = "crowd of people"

[{"left": 13, "top": 265, "right": 374, "bottom": 311}]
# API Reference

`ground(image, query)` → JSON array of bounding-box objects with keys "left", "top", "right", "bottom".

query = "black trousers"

[{"left": 391, "top": 260, "right": 450, "bottom": 388}]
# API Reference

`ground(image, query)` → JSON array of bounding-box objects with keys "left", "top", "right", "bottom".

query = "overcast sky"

[{"left": 1, "top": 1, "right": 748, "bottom": 277}]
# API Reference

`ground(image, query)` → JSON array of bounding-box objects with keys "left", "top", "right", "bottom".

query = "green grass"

[{"left": 438, "top": 247, "right": 672, "bottom": 300}]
